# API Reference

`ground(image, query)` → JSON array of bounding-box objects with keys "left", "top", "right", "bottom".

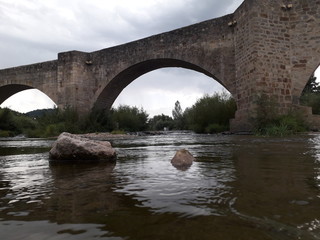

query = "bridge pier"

[
  {"left": 56, "top": 51, "right": 96, "bottom": 114},
  {"left": 230, "top": 110, "right": 253, "bottom": 133}
]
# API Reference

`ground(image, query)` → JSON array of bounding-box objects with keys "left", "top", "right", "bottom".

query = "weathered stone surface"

[
  {"left": 171, "top": 149, "right": 194, "bottom": 169},
  {"left": 49, "top": 132, "right": 116, "bottom": 161}
]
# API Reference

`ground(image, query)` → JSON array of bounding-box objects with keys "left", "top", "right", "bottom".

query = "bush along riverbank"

[
  {"left": 252, "top": 74, "right": 320, "bottom": 136},
  {"left": 252, "top": 94, "right": 307, "bottom": 137},
  {"left": 2, "top": 84, "right": 320, "bottom": 138},
  {"left": 0, "top": 92, "right": 237, "bottom": 138}
]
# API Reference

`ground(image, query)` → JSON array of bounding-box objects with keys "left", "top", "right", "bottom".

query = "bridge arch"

[
  {"left": 294, "top": 56, "right": 320, "bottom": 101},
  {"left": 0, "top": 84, "right": 33, "bottom": 105},
  {"left": 93, "top": 58, "right": 236, "bottom": 110},
  {"left": 0, "top": 84, "right": 57, "bottom": 112}
]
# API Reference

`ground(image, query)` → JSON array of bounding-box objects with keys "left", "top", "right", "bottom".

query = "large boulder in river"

[
  {"left": 49, "top": 132, "right": 116, "bottom": 162},
  {"left": 171, "top": 149, "right": 194, "bottom": 169}
]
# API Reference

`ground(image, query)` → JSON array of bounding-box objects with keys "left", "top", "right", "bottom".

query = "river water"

[{"left": 1, "top": 132, "right": 320, "bottom": 239}]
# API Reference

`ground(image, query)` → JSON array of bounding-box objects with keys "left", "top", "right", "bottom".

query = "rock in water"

[
  {"left": 171, "top": 149, "right": 194, "bottom": 169},
  {"left": 49, "top": 132, "right": 116, "bottom": 162}
]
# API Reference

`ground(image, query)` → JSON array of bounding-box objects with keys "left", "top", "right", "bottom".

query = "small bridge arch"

[
  {"left": 0, "top": 60, "right": 59, "bottom": 108},
  {"left": 0, "top": 84, "right": 34, "bottom": 105},
  {"left": 0, "top": 84, "right": 57, "bottom": 112}
]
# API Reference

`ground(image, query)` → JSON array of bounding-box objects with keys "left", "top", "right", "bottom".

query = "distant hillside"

[{"left": 26, "top": 108, "right": 56, "bottom": 118}]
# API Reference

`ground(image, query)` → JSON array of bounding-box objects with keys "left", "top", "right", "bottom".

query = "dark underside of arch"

[
  {"left": 94, "top": 58, "right": 220, "bottom": 110},
  {"left": 0, "top": 84, "right": 33, "bottom": 105}
]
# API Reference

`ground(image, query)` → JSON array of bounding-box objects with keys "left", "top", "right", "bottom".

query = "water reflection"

[
  {"left": 112, "top": 133, "right": 236, "bottom": 218},
  {"left": 1, "top": 133, "right": 320, "bottom": 239},
  {"left": 230, "top": 136, "right": 320, "bottom": 239},
  {"left": 47, "top": 162, "right": 118, "bottom": 222}
]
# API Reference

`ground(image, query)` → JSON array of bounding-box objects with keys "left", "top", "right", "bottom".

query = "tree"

[
  {"left": 148, "top": 114, "right": 174, "bottom": 130},
  {"left": 184, "top": 93, "right": 237, "bottom": 133},
  {"left": 172, "top": 101, "right": 183, "bottom": 120},
  {"left": 300, "top": 74, "right": 320, "bottom": 114},
  {"left": 111, "top": 105, "right": 149, "bottom": 132},
  {"left": 302, "top": 74, "right": 320, "bottom": 94},
  {"left": 172, "top": 101, "right": 185, "bottom": 129}
]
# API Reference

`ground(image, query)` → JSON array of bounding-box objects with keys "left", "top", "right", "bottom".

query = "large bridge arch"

[{"left": 93, "top": 58, "right": 236, "bottom": 110}]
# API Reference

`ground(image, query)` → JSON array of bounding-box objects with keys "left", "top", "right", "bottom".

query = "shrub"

[
  {"left": 0, "top": 130, "right": 13, "bottom": 137},
  {"left": 253, "top": 95, "right": 307, "bottom": 136},
  {"left": 205, "top": 123, "right": 228, "bottom": 134},
  {"left": 262, "top": 124, "right": 289, "bottom": 137},
  {"left": 300, "top": 93, "right": 320, "bottom": 115},
  {"left": 185, "top": 92, "right": 237, "bottom": 133},
  {"left": 148, "top": 114, "right": 175, "bottom": 131},
  {"left": 111, "top": 105, "right": 148, "bottom": 132}
]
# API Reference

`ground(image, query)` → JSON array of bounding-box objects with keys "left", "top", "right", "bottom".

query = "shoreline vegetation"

[
  {"left": 0, "top": 75, "right": 319, "bottom": 138},
  {"left": 253, "top": 74, "right": 320, "bottom": 136},
  {"left": 0, "top": 92, "right": 237, "bottom": 138}
]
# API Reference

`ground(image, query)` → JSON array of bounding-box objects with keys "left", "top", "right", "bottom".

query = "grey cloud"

[
  {"left": 121, "top": 0, "right": 241, "bottom": 36},
  {"left": 0, "top": 0, "right": 244, "bottom": 67}
]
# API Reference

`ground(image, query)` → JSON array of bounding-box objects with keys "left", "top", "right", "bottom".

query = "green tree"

[
  {"left": 172, "top": 101, "right": 183, "bottom": 120},
  {"left": 0, "top": 108, "right": 17, "bottom": 133},
  {"left": 80, "top": 109, "right": 113, "bottom": 133},
  {"left": 300, "top": 74, "right": 320, "bottom": 114},
  {"left": 185, "top": 92, "right": 237, "bottom": 133},
  {"left": 0, "top": 107, "right": 38, "bottom": 137},
  {"left": 148, "top": 114, "right": 175, "bottom": 130},
  {"left": 172, "top": 101, "right": 186, "bottom": 129},
  {"left": 111, "top": 105, "right": 148, "bottom": 132},
  {"left": 302, "top": 74, "right": 320, "bottom": 94}
]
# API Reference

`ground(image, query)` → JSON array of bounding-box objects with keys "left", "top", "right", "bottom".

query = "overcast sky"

[{"left": 0, "top": 0, "right": 294, "bottom": 117}]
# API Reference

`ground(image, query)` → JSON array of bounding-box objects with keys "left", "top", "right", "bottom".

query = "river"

[{"left": 0, "top": 132, "right": 320, "bottom": 239}]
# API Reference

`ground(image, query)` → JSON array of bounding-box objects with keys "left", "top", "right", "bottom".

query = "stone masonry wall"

[
  {"left": 88, "top": 14, "right": 236, "bottom": 111},
  {"left": 231, "top": 0, "right": 320, "bottom": 131},
  {"left": 289, "top": 0, "right": 320, "bottom": 99},
  {"left": 0, "top": 61, "right": 58, "bottom": 104},
  {"left": 231, "top": 0, "right": 260, "bottom": 131}
]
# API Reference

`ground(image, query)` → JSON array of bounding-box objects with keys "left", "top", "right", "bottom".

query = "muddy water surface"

[{"left": 0, "top": 133, "right": 320, "bottom": 239}]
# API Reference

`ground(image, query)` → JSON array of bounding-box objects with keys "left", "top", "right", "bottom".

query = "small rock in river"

[
  {"left": 171, "top": 149, "right": 194, "bottom": 170},
  {"left": 49, "top": 132, "right": 116, "bottom": 162}
]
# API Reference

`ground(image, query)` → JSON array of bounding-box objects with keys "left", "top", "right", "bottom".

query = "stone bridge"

[{"left": 0, "top": 0, "right": 319, "bottom": 131}]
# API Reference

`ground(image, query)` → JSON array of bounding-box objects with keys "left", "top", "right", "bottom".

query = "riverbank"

[{"left": 77, "top": 130, "right": 171, "bottom": 141}]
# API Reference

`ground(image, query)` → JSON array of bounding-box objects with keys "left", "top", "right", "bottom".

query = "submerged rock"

[
  {"left": 171, "top": 149, "right": 194, "bottom": 170},
  {"left": 49, "top": 132, "right": 116, "bottom": 162}
]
